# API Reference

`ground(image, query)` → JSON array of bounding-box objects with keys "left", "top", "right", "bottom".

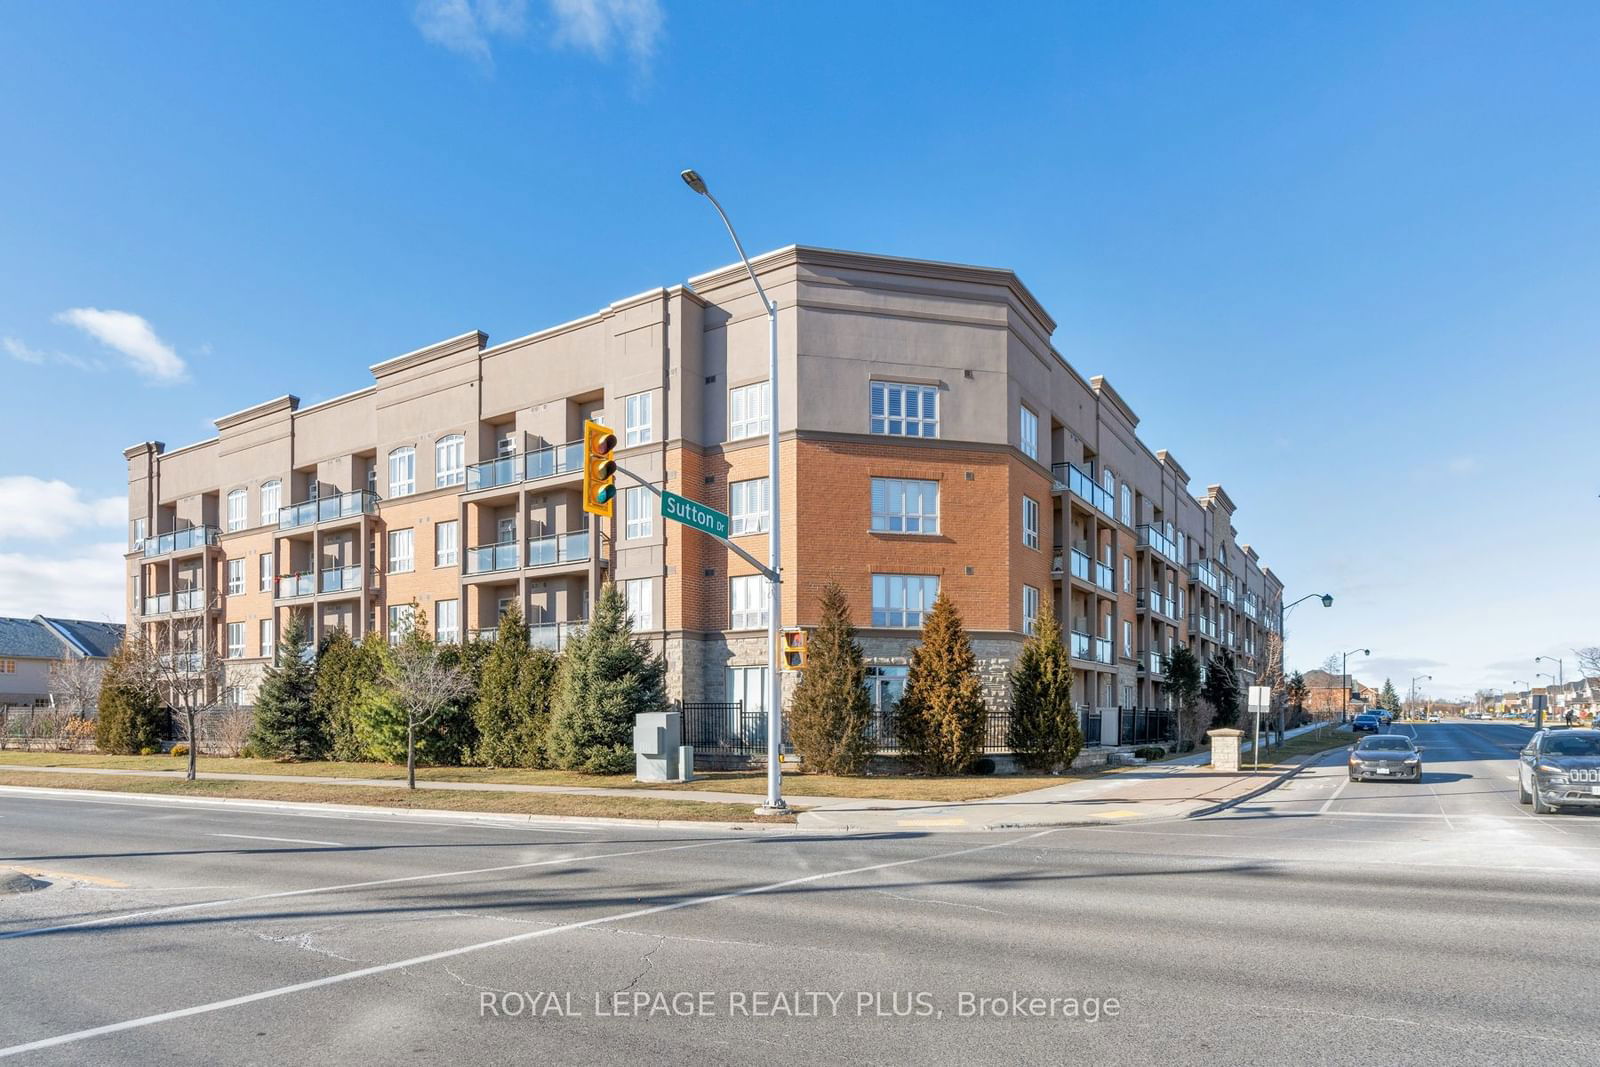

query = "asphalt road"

[{"left": 3, "top": 720, "right": 1598, "bottom": 1066}]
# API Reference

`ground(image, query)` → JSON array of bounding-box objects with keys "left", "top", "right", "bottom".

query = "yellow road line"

[{"left": 8, "top": 866, "right": 129, "bottom": 889}]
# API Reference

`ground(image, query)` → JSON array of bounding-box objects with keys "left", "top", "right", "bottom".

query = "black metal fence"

[
  {"left": 680, "top": 701, "right": 787, "bottom": 758},
  {"left": 1117, "top": 708, "right": 1174, "bottom": 746}
]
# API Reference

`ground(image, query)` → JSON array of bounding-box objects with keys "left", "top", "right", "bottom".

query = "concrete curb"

[
  {"left": 0, "top": 784, "right": 803, "bottom": 835},
  {"left": 1185, "top": 741, "right": 1352, "bottom": 819}
]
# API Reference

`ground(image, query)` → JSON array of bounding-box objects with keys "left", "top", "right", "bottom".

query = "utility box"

[
  {"left": 1208, "top": 728, "right": 1243, "bottom": 773},
  {"left": 634, "top": 711, "right": 684, "bottom": 783}
]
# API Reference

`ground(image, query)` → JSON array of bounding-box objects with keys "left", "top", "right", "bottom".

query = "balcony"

[
  {"left": 1243, "top": 593, "right": 1259, "bottom": 620},
  {"left": 318, "top": 565, "right": 366, "bottom": 595},
  {"left": 1050, "top": 462, "right": 1115, "bottom": 520},
  {"left": 142, "top": 593, "right": 172, "bottom": 616},
  {"left": 143, "top": 526, "right": 221, "bottom": 558},
  {"left": 464, "top": 541, "right": 521, "bottom": 576},
  {"left": 526, "top": 530, "right": 596, "bottom": 569},
  {"left": 1095, "top": 560, "right": 1115, "bottom": 593},
  {"left": 530, "top": 620, "right": 588, "bottom": 651},
  {"left": 1067, "top": 547, "right": 1092, "bottom": 584},
  {"left": 1138, "top": 588, "right": 1176, "bottom": 618},
  {"left": 1190, "top": 559, "right": 1221, "bottom": 594},
  {"left": 276, "top": 572, "right": 317, "bottom": 599},
  {"left": 1071, "top": 629, "right": 1113, "bottom": 665},
  {"left": 1189, "top": 613, "right": 1217, "bottom": 640},
  {"left": 1096, "top": 637, "right": 1114, "bottom": 664},
  {"left": 172, "top": 589, "right": 212, "bottom": 614},
  {"left": 1223, "top": 584, "right": 1237, "bottom": 607},
  {"left": 277, "top": 491, "right": 381, "bottom": 532},
  {"left": 465, "top": 441, "right": 584, "bottom": 493},
  {"left": 1136, "top": 524, "right": 1181, "bottom": 565},
  {"left": 1140, "top": 650, "right": 1165, "bottom": 676}
]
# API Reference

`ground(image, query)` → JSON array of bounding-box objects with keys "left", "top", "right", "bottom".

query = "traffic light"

[
  {"left": 582, "top": 420, "right": 618, "bottom": 518},
  {"left": 781, "top": 628, "right": 808, "bottom": 671}
]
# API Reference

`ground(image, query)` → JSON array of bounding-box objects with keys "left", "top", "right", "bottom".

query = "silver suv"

[{"left": 1519, "top": 728, "right": 1600, "bottom": 814}]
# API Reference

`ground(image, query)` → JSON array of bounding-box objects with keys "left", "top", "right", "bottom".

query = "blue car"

[{"left": 1352, "top": 714, "right": 1382, "bottom": 733}]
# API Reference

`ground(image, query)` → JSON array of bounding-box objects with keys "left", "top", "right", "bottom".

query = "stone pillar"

[{"left": 1208, "top": 728, "right": 1243, "bottom": 773}]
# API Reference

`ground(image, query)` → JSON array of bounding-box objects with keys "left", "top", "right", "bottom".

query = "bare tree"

[
  {"left": 201, "top": 707, "right": 254, "bottom": 757},
  {"left": 48, "top": 656, "right": 105, "bottom": 721},
  {"left": 147, "top": 626, "right": 227, "bottom": 781},
  {"left": 382, "top": 607, "right": 475, "bottom": 789},
  {"left": 1577, "top": 647, "right": 1600, "bottom": 680},
  {"left": 1260, "top": 631, "right": 1286, "bottom": 744}
]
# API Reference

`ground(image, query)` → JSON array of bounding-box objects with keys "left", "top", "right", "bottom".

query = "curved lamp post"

[
  {"left": 1536, "top": 656, "right": 1565, "bottom": 730},
  {"left": 1342, "top": 647, "right": 1370, "bottom": 724}
]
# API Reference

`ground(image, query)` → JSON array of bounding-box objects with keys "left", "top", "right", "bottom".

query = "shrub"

[
  {"left": 1133, "top": 745, "right": 1166, "bottom": 760},
  {"left": 171, "top": 743, "right": 190, "bottom": 757},
  {"left": 788, "top": 582, "right": 875, "bottom": 775},
  {"left": 471, "top": 606, "right": 558, "bottom": 768},
  {"left": 313, "top": 629, "right": 384, "bottom": 762},
  {"left": 893, "top": 592, "right": 987, "bottom": 776},
  {"left": 547, "top": 583, "right": 667, "bottom": 774},
  {"left": 95, "top": 642, "right": 164, "bottom": 755},
  {"left": 139, "top": 746, "right": 157, "bottom": 756},
  {"left": 1007, "top": 599, "right": 1080, "bottom": 773},
  {"left": 250, "top": 614, "right": 326, "bottom": 760}
]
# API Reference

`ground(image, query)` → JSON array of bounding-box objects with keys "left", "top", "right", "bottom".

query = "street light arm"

[{"left": 685, "top": 178, "right": 775, "bottom": 312}]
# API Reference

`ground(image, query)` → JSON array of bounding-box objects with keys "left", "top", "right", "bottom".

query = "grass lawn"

[
  {"left": 1245, "top": 725, "right": 1355, "bottom": 769},
  {"left": 0, "top": 772, "right": 790, "bottom": 824},
  {"left": 0, "top": 751, "right": 1089, "bottom": 803}
]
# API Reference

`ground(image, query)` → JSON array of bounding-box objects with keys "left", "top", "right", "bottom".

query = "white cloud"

[
  {"left": 413, "top": 0, "right": 528, "bottom": 69},
  {"left": 550, "top": 0, "right": 663, "bottom": 67},
  {"left": 3, "top": 336, "right": 99, "bottom": 372},
  {"left": 0, "top": 476, "right": 125, "bottom": 542},
  {"left": 54, "top": 307, "right": 188, "bottom": 383},
  {"left": 0, "top": 541, "right": 126, "bottom": 622}
]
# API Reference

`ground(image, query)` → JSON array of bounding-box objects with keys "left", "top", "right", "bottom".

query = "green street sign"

[{"left": 661, "top": 489, "right": 730, "bottom": 540}]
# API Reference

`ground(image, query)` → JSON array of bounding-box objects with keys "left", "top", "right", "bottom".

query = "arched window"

[
  {"left": 388, "top": 446, "right": 416, "bottom": 498},
  {"left": 1101, "top": 468, "right": 1115, "bottom": 496},
  {"left": 259, "top": 480, "right": 281, "bottom": 525},
  {"left": 226, "top": 489, "right": 248, "bottom": 532},
  {"left": 435, "top": 434, "right": 464, "bottom": 488}
]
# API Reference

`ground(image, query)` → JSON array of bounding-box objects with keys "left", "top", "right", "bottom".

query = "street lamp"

[
  {"left": 1410, "top": 674, "right": 1431, "bottom": 720},
  {"left": 681, "top": 168, "right": 786, "bottom": 815},
  {"left": 1342, "top": 647, "right": 1369, "bottom": 724},
  {"left": 1536, "top": 655, "right": 1565, "bottom": 730},
  {"left": 1272, "top": 591, "right": 1332, "bottom": 746}
]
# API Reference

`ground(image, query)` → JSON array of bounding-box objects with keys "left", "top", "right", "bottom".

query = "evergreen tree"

[
  {"left": 314, "top": 629, "right": 384, "bottom": 762},
  {"left": 1379, "top": 678, "right": 1401, "bottom": 713},
  {"left": 788, "top": 582, "right": 875, "bottom": 775},
  {"left": 893, "top": 592, "right": 987, "bottom": 775},
  {"left": 95, "top": 640, "right": 164, "bottom": 755},
  {"left": 1286, "top": 670, "right": 1309, "bottom": 722},
  {"left": 1007, "top": 599, "right": 1080, "bottom": 772},
  {"left": 471, "top": 605, "right": 559, "bottom": 768},
  {"left": 1202, "top": 649, "right": 1244, "bottom": 729},
  {"left": 1165, "top": 643, "right": 1204, "bottom": 751},
  {"left": 249, "top": 614, "right": 325, "bottom": 760},
  {"left": 547, "top": 583, "right": 668, "bottom": 774}
]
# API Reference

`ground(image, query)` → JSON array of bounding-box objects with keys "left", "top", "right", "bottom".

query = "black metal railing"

[
  {"left": 680, "top": 701, "right": 789, "bottom": 758},
  {"left": 1116, "top": 708, "right": 1174, "bottom": 746}
]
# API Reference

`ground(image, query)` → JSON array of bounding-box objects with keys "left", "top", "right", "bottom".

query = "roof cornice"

[
  {"left": 1204, "top": 483, "right": 1238, "bottom": 515},
  {"left": 214, "top": 394, "right": 298, "bottom": 432},
  {"left": 1155, "top": 449, "right": 1190, "bottom": 485},
  {"left": 370, "top": 330, "right": 486, "bottom": 379},
  {"left": 1089, "top": 376, "right": 1139, "bottom": 428}
]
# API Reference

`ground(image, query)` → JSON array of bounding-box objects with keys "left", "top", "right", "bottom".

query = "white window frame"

[
  {"left": 1022, "top": 584, "right": 1040, "bottom": 636},
  {"left": 871, "top": 478, "right": 939, "bottom": 534},
  {"left": 388, "top": 446, "right": 416, "bottom": 498},
  {"left": 260, "top": 480, "right": 281, "bottom": 526},
  {"left": 1022, "top": 496, "right": 1039, "bottom": 549},
  {"left": 729, "top": 477, "right": 770, "bottom": 536},
  {"left": 624, "top": 486, "right": 652, "bottom": 540},
  {"left": 624, "top": 392, "right": 653, "bottom": 447},
  {"left": 259, "top": 619, "right": 274, "bottom": 660},
  {"left": 226, "top": 622, "right": 244, "bottom": 660},
  {"left": 226, "top": 558, "right": 244, "bottom": 596},
  {"left": 1123, "top": 554, "right": 1132, "bottom": 594},
  {"left": 388, "top": 528, "right": 414, "bottom": 574},
  {"left": 728, "top": 380, "right": 770, "bottom": 441},
  {"left": 435, "top": 599, "right": 459, "bottom": 644},
  {"left": 1123, "top": 619, "right": 1133, "bottom": 658},
  {"left": 1102, "top": 468, "right": 1115, "bottom": 499},
  {"left": 729, "top": 574, "right": 769, "bottom": 630},
  {"left": 226, "top": 489, "right": 247, "bottom": 532},
  {"left": 435, "top": 520, "right": 459, "bottom": 567},
  {"left": 259, "top": 552, "right": 273, "bottom": 592},
  {"left": 871, "top": 574, "right": 939, "bottom": 629},
  {"left": 1019, "top": 404, "right": 1038, "bottom": 461},
  {"left": 625, "top": 578, "right": 654, "bottom": 631},
  {"left": 1121, "top": 484, "right": 1132, "bottom": 525},
  {"left": 387, "top": 604, "right": 415, "bottom": 645},
  {"left": 728, "top": 666, "right": 768, "bottom": 732},
  {"left": 434, "top": 434, "right": 465, "bottom": 488},
  {"left": 869, "top": 381, "right": 939, "bottom": 438}
]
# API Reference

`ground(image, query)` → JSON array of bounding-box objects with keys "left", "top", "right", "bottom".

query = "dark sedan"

[
  {"left": 1352, "top": 714, "right": 1382, "bottom": 733},
  {"left": 1518, "top": 728, "right": 1600, "bottom": 815},
  {"left": 1349, "top": 734, "right": 1423, "bottom": 782}
]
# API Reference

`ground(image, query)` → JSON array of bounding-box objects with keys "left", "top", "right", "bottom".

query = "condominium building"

[{"left": 123, "top": 245, "right": 1285, "bottom": 744}]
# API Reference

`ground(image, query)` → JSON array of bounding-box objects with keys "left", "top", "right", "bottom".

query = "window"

[
  {"left": 624, "top": 392, "right": 653, "bottom": 447},
  {"left": 1121, "top": 484, "right": 1132, "bottom": 525},
  {"left": 0, "top": 659, "right": 13, "bottom": 673},
  {"left": 729, "top": 478, "right": 769, "bottom": 536},
  {"left": 260, "top": 480, "right": 281, "bottom": 526},
  {"left": 226, "top": 622, "right": 244, "bottom": 659},
  {"left": 727, "top": 666, "right": 768, "bottom": 740},
  {"left": 1022, "top": 496, "right": 1039, "bottom": 549},
  {"left": 1102, "top": 468, "right": 1115, "bottom": 499},
  {"left": 132, "top": 517, "right": 146, "bottom": 549},
  {"left": 226, "top": 558, "right": 244, "bottom": 595},
  {"left": 1019, "top": 405, "right": 1038, "bottom": 461},
  {"left": 1122, "top": 554, "right": 1132, "bottom": 593},
  {"left": 388, "top": 446, "right": 415, "bottom": 498},
  {"left": 388, "top": 529, "right": 414, "bottom": 573},
  {"left": 625, "top": 579, "right": 654, "bottom": 631},
  {"left": 435, "top": 599, "right": 459, "bottom": 644},
  {"left": 1022, "top": 584, "right": 1040, "bottom": 636},
  {"left": 1177, "top": 531, "right": 1186, "bottom": 562},
  {"left": 1122, "top": 684, "right": 1134, "bottom": 709},
  {"left": 871, "top": 478, "right": 939, "bottom": 534},
  {"left": 871, "top": 574, "right": 939, "bottom": 628},
  {"left": 387, "top": 604, "right": 415, "bottom": 645},
  {"left": 730, "top": 574, "right": 769, "bottom": 630},
  {"left": 227, "top": 489, "right": 247, "bottom": 532},
  {"left": 259, "top": 552, "right": 273, "bottom": 592},
  {"left": 259, "top": 619, "right": 274, "bottom": 660},
  {"left": 365, "top": 463, "right": 377, "bottom": 495},
  {"left": 225, "top": 685, "right": 246, "bottom": 707},
  {"left": 729, "top": 380, "right": 770, "bottom": 441},
  {"left": 1123, "top": 620, "right": 1133, "bottom": 658},
  {"left": 435, "top": 520, "right": 459, "bottom": 567},
  {"left": 435, "top": 434, "right": 465, "bottom": 488},
  {"left": 624, "top": 486, "right": 652, "bottom": 540},
  {"left": 869, "top": 381, "right": 938, "bottom": 438}
]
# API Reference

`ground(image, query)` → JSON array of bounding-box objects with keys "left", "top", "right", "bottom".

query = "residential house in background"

[{"left": 0, "top": 617, "right": 125, "bottom": 710}]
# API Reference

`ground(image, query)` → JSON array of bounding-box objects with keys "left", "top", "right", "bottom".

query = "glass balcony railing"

[
  {"left": 468, "top": 627, "right": 499, "bottom": 643},
  {"left": 466, "top": 455, "right": 521, "bottom": 492},
  {"left": 1189, "top": 613, "right": 1218, "bottom": 639},
  {"left": 1070, "top": 630, "right": 1092, "bottom": 660},
  {"left": 276, "top": 572, "right": 317, "bottom": 599},
  {"left": 142, "top": 593, "right": 172, "bottom": 615},
  {"left": 1142, "top": 650, "right": 1164, "bottom": 675},
  {"left": 527, "top": 530, "right": 598, "bottom": 568},
  {"left": 1224, "top": 585, "right": 1237, "bottom": 607},
  {"left": 1095, "top": 560, "right": 1115, "bottom": 592},
  {"left": 319, "top": 565, "right": 364, "bottom": 594},
  {"left": 1137, "top": 524, "right": 1180, "bottom": 564},
  {"left": 525, "top": 442, "right": 583, "bottom": 482},
  {"left": 1070, "top": 548, "right": 1091, "bottom": 583},
  {"left": 143, "top": 526, "right": 221, "bottom": 558},
  {"left": 173, "top": 589, "right": 207, "bottom": 612},
  {"left": 464, "top": 541, "right": 521, "bottom": 575},
  {"left": 1096, "top": 637, "right": 1114, "bottom": 664},
  {"left": 1190, "top": 559, "right": 1222, "bottom": 594},
  {"left": 277, "top": 491, "right": 381, "bottom": 531},
  {"left": 1138, "top": 588, "right": 1175, "bottom": 618},
  {"left": 1050, "top": 463, "right": 1116, "bottom": 519},
  {"left": 530, "top": 620, "right": 588, "bottom": 651}
]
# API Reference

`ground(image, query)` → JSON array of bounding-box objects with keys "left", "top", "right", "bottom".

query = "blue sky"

[{"left": 2, "top": 1, "right": 1596, "bottom": 697}]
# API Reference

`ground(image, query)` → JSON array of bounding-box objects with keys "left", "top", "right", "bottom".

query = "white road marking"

[
  {"left": 0, "top": 838, "right": 729, "bottom": 942},
  {"left": 1317, "top": 773, "right": 1352, "bottom": 814},
  {"left": 208, "top": 833, "right": 345, "bottom": 848},
  {"left": 0, "top": 828, "right": 1062, "bottom": 1060}
]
